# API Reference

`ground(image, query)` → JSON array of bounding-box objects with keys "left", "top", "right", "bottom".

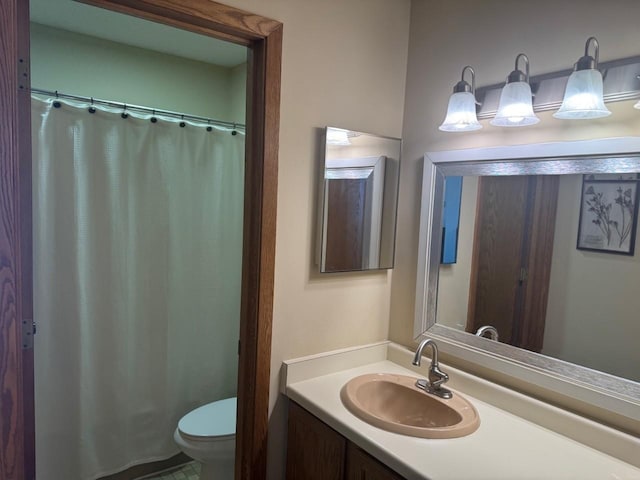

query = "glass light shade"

[
  {"left": 490, "top": 82, "right": 539, "bottom": 127},
  {"left": 326, "top": 128, "right": 351, "bottom": 146},
  {"left": 553, "top": 69, "right": 611, "bottom": 119},
  {"left": 439, "top": 91, "right": 482, "bottom": 132}
]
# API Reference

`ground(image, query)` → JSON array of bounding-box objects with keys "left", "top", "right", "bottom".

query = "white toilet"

[{"left": 174, "top": 397, "right": 236, "bottom": 480}]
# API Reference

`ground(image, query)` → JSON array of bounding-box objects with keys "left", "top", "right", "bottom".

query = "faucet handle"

[
  {"left": 417, "top": 368, "right": 452, "bottom": 399},
  {"left": 429, "top": 364, "right": 449, "bottom": 388}
]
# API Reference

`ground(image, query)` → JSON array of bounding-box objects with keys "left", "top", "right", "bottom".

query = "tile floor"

[{"left": 137, "top": 461, "right": 200, "bottom": 480}]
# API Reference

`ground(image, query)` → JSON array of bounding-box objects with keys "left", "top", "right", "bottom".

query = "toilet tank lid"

[{"left": 178, "top": 397, "right": 237, "bottom": 438}]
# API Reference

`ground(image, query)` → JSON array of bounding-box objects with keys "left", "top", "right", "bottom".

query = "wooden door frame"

[
  {"left": 1, "top": 0, "right": 33, "bottom": 479},
  {"left": 0, "top": 1, "right": 282, "bottom": 479},
  {"left": 517, "top": 175, "right": 559, "bottom": 352}
]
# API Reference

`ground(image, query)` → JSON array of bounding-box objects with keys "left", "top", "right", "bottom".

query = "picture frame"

[{"left": 577, "top": 174, "right": 640, "bottom": 255}]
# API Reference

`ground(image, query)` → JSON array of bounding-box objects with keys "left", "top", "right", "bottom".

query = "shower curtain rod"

[{"left": 31, "top": 88, "right": 246, "bottom": 131}]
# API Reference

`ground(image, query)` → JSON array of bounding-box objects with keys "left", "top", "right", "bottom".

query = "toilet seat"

[{"left": 178, "top": 397, "right": 236, "bottom": 441}]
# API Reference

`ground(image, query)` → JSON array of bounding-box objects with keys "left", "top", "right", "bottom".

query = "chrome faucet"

[
  {"left": 475, "top": 325, "right": 499, "bottom": 341},
  {"left": 412, "top": 339, "right": 452, "bottom": 399}
]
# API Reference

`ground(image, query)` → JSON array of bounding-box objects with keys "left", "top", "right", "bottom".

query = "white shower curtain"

[{"left": 31, "top": 96, "right": 245, "bottom": 480}]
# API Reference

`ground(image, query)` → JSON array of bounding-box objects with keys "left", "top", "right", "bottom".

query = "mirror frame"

[{"left": 415, "top": 137, "right": 640, "bottom": 420}]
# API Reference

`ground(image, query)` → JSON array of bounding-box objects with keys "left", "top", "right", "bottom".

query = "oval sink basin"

[{"left": 341, "top": 373, "right": 480, "bottom": 439}]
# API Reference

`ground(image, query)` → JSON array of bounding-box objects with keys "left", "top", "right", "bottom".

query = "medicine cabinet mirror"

[
  {"left": 415, "top": 138, "right": 640, "bottom": 418},
  {"left": 318, "top": 127, "right": 401, "bottom": 273}
]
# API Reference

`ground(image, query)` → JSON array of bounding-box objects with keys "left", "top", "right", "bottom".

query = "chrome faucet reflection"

[
  {"left": 412, "top": 339, "right": 453, "bottom": 399},
  {"left": 475, "top": 325, "right": 499, "bottom": 341}
]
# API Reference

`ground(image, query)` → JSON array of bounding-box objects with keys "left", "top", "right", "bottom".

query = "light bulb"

[
  {"left": 440, "top": 92, "right": 482, "bottom": 132},
  {"left": 491, "top": 55, "right": 539, "bottom": 127},
  {"left": 326, "top": 127, "right": 351, "bottom": 146}
]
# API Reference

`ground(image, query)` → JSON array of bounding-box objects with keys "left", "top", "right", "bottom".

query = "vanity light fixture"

[
  {"left": 439, "top": 66, "right": 482, "bottom": 132},
  {"left": 553, "top": 37, "right": 611, "bottom": 120},
  {"left": 491, "top": 54, "right": 539, "bottom": 127},
  {"left": 444, "top": 39, "right": 640, "bottom": 130}
]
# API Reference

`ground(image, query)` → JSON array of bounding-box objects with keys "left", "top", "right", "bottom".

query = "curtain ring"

[
  {"left": 150, "top": 109, "right": 157, "bottom": 123},
  {"left": 206, "top": 120, "right": 212, "bottom": 132},
  {"left": 88, "top": 97, "right": 96, "bottom": 114},
  {"left": 52, "top": 90, "right": 62, "bottom": 108},
  {"left": 179, "top": 115, "right": 186, "bottom": 128},
  {"left": 121, "top": 104, "right": 129, "bottom": 119}
]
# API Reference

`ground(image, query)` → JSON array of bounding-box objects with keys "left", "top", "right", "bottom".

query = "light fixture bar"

[{"left": 475, "top": 55, "right": 640, "bottom": 119}]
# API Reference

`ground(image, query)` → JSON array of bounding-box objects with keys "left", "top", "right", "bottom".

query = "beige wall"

[
  {"left": 391, "top": 0, "right": 640, "bottom": 348},
  {"left": 30, "top": 23, "right": 245, "bottom": 122},
  {"left": 544, "top": 175, "right": 640, "bottom": 382},
  {"left": 212, "top": 1, "right": 410, "bottom": 477}
]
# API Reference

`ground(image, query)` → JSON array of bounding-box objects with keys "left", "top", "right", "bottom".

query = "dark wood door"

[
  {"left": 0, "top": 1, "right": 35, "bottom": 479},
  {"left": 325, "top": 177, "right": 370, "bottom": 271},
  {"left": 467, "top": 176, "right": 530, "bottom": 343},
  {"left": 345, "top": 443, "right": 405, "bottom": 480},
  {"left": 467, "top": 175, "right": 559, "bottom": 352},
  {"left": 518, "top": 175, "right": 560, "bottom": 352},
  {"left": 286, "top": 402, "right": 346, "bottom": 480}
]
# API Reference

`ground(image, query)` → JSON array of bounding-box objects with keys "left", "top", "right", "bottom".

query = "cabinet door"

[
  {"left": 346, "top": 443, "right": 405, "bottom": 480},
  {"left": 286, "top": 401, "right": 346, "bottom": 480}
]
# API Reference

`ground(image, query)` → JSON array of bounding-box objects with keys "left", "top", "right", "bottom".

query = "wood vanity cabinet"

[
  {"left": 286, "top": 401, "right": 405, "bottom": 480},
  {"left": 345, "top": 442, "right": 405, "bottom": 480}
]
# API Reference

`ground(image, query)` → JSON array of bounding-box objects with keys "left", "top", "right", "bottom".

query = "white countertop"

[{"left": 286, "top": 359, "right": 640, "bottom": 480}]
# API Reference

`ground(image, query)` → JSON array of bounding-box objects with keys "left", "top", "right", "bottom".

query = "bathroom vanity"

[
  {"left": 287, "top": 401, "right": 403, "bottom": 480},
  {"left": 282, "top": 342, "right": 640, "bottom": 480},
  {"left": 287, "top": 137, "right": 640, "bottom": 479}
]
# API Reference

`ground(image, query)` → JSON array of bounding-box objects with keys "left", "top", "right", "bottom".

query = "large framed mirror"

[{"left": 415, "top": 138, "right": 640, "bottom": 420}]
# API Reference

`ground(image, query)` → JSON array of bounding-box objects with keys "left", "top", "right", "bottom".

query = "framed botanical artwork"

[{"left": 577, "top": 174, "right": 640, "bottom": 255}]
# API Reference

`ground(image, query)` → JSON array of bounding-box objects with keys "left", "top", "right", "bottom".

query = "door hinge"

[
  {"left": 22, "top": 319, "right": 36, "bottom": 350},
  {"left": 519, "top": 267, "right": 528, "bottom": 285},
  {"left": 18, "top": 58, "right": 30, "bottom": 92}
]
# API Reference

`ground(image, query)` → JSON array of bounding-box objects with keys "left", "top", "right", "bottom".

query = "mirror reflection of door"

[
  {"left": 467, "top": 175, "right": 559, "bottom": 352},
  {"left": 320, "top": 128, "right": 401, "bottom": 273},
  {"left": 325, "top": 174, "right": 372, "bottom": 271}
]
